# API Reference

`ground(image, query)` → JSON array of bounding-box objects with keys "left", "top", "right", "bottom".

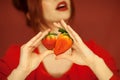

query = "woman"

[{"left": 0, "top": 0, "right": 119, "bottom": 80}]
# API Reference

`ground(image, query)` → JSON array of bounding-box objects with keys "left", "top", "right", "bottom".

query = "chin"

[
  {"left": 44, "top": 13, "right": 71, "bottom": 23},
  {"left": 54, "top": 15, "right": 71, "bottom": 22}
]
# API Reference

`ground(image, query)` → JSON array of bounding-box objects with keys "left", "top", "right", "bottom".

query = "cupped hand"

[
  {"left": 54, "top": 20, "right": 101, "bottom": 66},
  {"left": 17, "top": 29, "right": 53, "bottom": 75}
]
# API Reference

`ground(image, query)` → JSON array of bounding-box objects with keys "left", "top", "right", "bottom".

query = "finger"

[
  {"left": 60, "top": 19, "right": 67, "bottom": 29},
  {"left": 54, "top": 21, "right": 75, "bottom": 40},
  {"left": 67, "top": 25, "right": 83, "bottom": 42},
  {"left": 53, "top": 22, "right": 62, "bottom": 28},
  {"left": 61, "top": 20, "right": 83, "bottom": 43},
  {"left": 39, "top": 50, "right": 54, "bottom": 61},
  {"left": 61, "top": 20, "right": 77, "bottom": 37},
  {"left": 21, "top": 36, "right": 42, "bottom": 54},
  {"left": 28, "top": 29, "right": 51, "bottom": 51},
  {"left": 56, "top": 53, "right": 72, "bottom": 61},
  {"left": 26, "top": 32, "right": 42, "bottom": 47},
  {"left": 54, "top": 20, "right": 79, "bottom": 44},
  {"left": 60, "top": 20, "right": 77, "bottom": 42},
  {"left": 56, "top": 54, "right": 76, "bottom": 64}
]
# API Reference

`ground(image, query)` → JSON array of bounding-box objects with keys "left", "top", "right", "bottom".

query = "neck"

[
  {"left": 40, "top": 21, "right": 59, "bottom": 33},
  {"left": 40, "top": 19, "right": 69, "bottom": 33}
]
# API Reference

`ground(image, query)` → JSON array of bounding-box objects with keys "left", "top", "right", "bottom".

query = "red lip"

[{"left": 56, "top": 1, "right": 68, "bottom": 11}]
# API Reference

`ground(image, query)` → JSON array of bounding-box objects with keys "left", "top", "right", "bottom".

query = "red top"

[{"left": 0, "top": 41, "right": 120, "bottom": 80}]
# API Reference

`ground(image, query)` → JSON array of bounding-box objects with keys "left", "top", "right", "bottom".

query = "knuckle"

[
  {"left": 21, "top": 44, "right": 25, "bottom": 49},
  {"left": 21, "top": 44, "right": 29, "bottom": 50}
]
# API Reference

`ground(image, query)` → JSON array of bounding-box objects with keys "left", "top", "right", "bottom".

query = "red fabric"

[
  {"left": 0, "top": 41, "right": 120, "bottom": 80},
  {"left": 110, "top": 75, "right": 120, "bottom": 80}
]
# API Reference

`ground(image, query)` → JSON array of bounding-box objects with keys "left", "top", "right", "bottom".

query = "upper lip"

[{"left": 56, "top": 1, "right": 67, "bottom": 10}]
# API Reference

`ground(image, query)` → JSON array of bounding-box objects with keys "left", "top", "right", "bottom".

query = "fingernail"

[
  {"left": 55, "top": 56, "right": 60, "bottom": 60},
  {"left": 47, "top": 29, "right": 51, "bottom": 31},
  {"left": 53, "top": 22, "right": 57, "bottom": 26}
]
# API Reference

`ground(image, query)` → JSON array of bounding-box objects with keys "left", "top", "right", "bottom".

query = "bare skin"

[
  {"left": 54, "top": 20, "right": 113, "bottom": 80},
  {"left": 8, "top": 29, "right": 54, "bottom": 80},
  {"left": 8, "top": 0, "right": 114, "bottom": 79},
  {"left": 8, "top": 20, "right": 113, "bottom": 80}
]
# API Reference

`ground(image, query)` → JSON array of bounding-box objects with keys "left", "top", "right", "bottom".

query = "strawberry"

[
  {"left": 42, "top": 32, "right": 57, "bottom": 50},
  {"left": 54, "top": 28, "right": 73, "bottom": 55}
]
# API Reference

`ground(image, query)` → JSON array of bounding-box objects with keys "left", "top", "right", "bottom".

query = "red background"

[{"left": 0, "top": 0, "right": 120, "bottom": 73}]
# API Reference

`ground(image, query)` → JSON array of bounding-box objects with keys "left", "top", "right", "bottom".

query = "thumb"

[
  {"left": 39, "top": 50, "right": 54, "bottom": 61},
  {"left": 56, "top": 53, "right": 72, "bottom": 61}
]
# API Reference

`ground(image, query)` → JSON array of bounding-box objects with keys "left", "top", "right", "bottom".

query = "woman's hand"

[
  {"left": 19, "top": 29, "right": 53, "bottom": 73},
  {"left": 8, "top": 29, "right": 53, "bottom": 80},
  {"left": 54, "top": 20, "right": 113, "bottom": 80},
  {"left": 54, "top": 20, "right": 98, "bottom": 66}
]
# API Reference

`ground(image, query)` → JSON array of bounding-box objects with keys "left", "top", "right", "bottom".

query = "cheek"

[
  {"left": 42, "top": 2, "right": 49, "bottom": 12},
  {"left": 42, "top": 3, "right": 55, "bottom": 19},
  {"left": 42, "top": 2, "right": 54, "bottom": 15}
]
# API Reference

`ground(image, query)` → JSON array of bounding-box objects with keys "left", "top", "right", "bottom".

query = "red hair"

[{"left": 13, "top": 0, "right": 75, "bottom": 33}]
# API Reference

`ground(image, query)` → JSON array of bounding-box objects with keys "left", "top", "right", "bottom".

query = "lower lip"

[
  {"left": 56, "top": 1, "right": 68, "bottom": 11},
  {"left": 57, "top": 7, "right": 68, "bottom": 11}
]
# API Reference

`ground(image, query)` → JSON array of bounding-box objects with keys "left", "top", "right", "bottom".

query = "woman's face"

[{"left": 41, "top": 0, "right": 71, "bottom": 22}]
